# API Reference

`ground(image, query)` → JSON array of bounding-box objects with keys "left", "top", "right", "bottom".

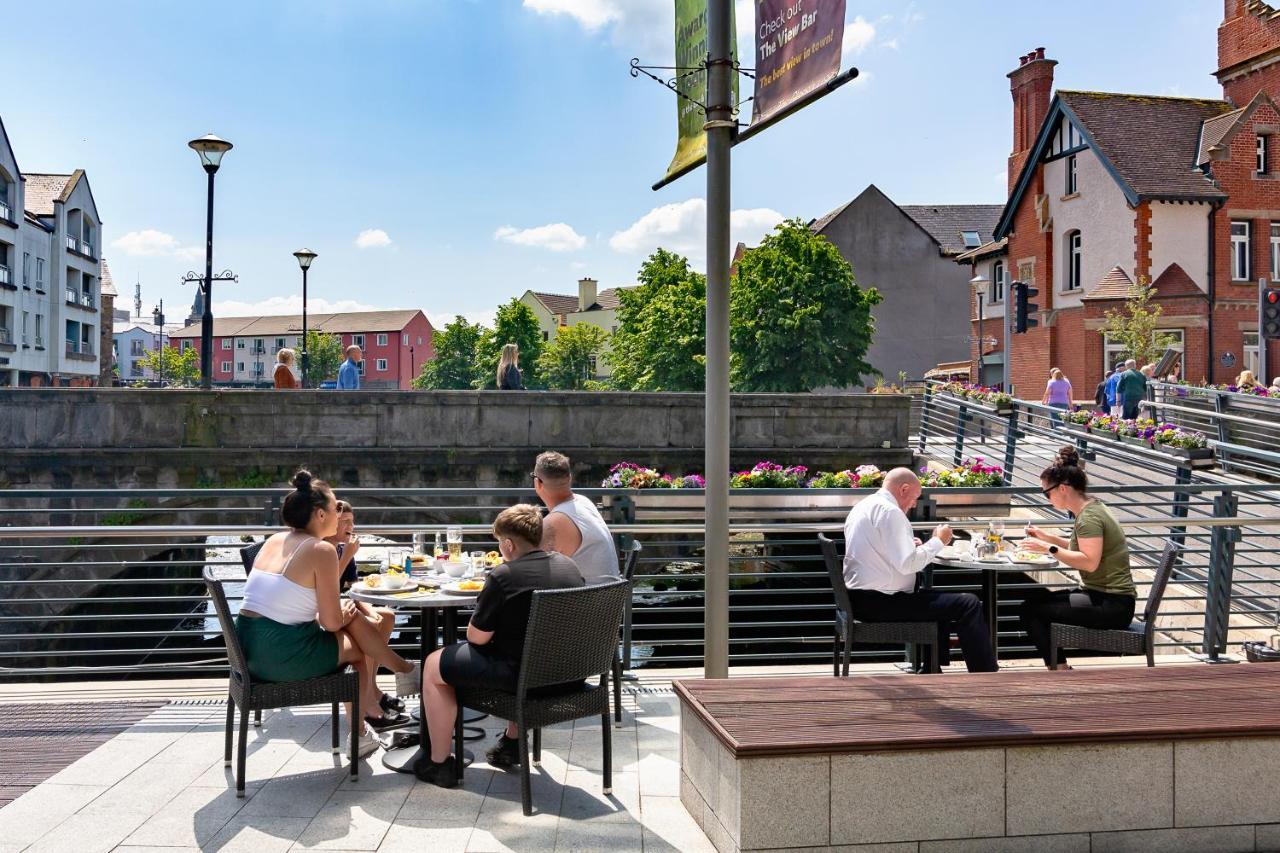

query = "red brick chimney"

[
  {"left": 1217, "top": 0, "right": 1280, "bottom": 105},
  {"left": 1008, "top": 47, "right": 1057, "bottom": 194}
]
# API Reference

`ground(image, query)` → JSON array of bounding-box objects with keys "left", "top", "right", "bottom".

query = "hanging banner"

[
  {"left": 751, "top": 0, "right": 845, "bottom": 126},
  {"left": 665, "top": 0, "right": 738, "bottom": 181}
]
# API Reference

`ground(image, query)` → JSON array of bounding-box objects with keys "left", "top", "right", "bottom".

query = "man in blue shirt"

[
  {"left": 337, "top": 345, "right": 362, "bottom": 390},
  {"left": 1103, "top": 364, "right": 1123, "bottom": 417}
]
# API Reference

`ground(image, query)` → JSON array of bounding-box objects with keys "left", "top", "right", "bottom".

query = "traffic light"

[
  {"left": 1013, "top": 281, "right": 1040, "bottom": 334},
  {"left": 1264, "top": 287, "right": 1280, "bottom": 340}
]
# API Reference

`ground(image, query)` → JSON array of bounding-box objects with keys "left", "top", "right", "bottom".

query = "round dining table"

[
  {"left": 350, "top": 579, "right": 480, "bottom": 774},
  {"left": 930, "top": 548, "right": 1063, "bottom": 654}
]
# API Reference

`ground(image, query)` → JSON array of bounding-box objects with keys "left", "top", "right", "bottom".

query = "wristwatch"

[{"left": 1049, "top": 545, "right": 1059, "bottom": 555}]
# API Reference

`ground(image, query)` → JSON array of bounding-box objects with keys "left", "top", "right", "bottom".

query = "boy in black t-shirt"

[{"left": 414, "top": 504, "right": 584, "bottom": 788}]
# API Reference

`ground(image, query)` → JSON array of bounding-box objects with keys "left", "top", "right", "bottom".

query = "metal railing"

[
  {"left": 0, "top": 265, "right": 9, "bottom": 285},
  {"left": 64, "top": 235, "right": 77, "bottom": 252},
  {"left": 0, "top": 328, "right": 10, "bottom": 345},
  {"left": 0, "top": 200, "right": 10, "bottom": 222},
  {"left": 65, "top": 288, "right": 77, "bottom": 304},
  {"left": 2, "top": 477, "right": 1277, "bottom": 679}
]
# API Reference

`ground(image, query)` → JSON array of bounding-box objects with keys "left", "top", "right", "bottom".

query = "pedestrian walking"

[
  {"left": 273, "top": 348, "right": 299, "bottom": 389},
  {"left": 1042, "top": 367, "right": 1072, "bottom": 425},
  {"left": 1117, "top": 359, "right": 1147, "bottom": 420},
  {"left": 496, "top": 343, "right": 524, "bottom": 390},
  {"left": 1104, "top": 364, "right": 1124, "bottom": 417},
  {"left": 337, "top": 345, "right": 362, "bottom": 390}
]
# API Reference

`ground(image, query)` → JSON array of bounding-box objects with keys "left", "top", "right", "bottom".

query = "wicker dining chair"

[
  {"left": 612, "top": 539, "right": 643, "bottom": 726},
  {"left": 1049, "top": 539, "right": 1182, "bottom": 668},
  {"left": 204, "top": 566, "right": 362, "bottom": 797},
  {"left": 452, "top": 579, "right": 630, "bottom": 816},
  {"left": 818, "top": 534, "right": 941, "bottom": 676}
]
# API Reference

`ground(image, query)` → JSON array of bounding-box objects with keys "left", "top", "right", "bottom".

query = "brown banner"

[{"left": 751, "top": 0, "right": 845, "bottom": 125}]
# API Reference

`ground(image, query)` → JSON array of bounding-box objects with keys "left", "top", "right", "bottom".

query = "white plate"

[
  {"left": 351, "top": 578, "right": 415, "bottom": 594},
  {"left": 1009, "top": 554, "right": 1057, "bottom": 567},
  {"left": 442, "top": 580, "right": 485, "bottom": 596}
]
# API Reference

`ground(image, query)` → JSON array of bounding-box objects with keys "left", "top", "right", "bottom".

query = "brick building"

[
  {"left": 169, "top": 309, "right": 434, "bottom": 389},
  {"left": 960, "top": 1, "right": 1280, "bottom": 396}
]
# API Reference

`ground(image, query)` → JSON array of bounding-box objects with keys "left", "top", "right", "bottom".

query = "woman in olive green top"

[{"left": 1017, "top": 446, "right": 1136, "bottom": 669}]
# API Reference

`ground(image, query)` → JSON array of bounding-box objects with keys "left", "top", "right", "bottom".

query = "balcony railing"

[
  {"left": 80, "top": 293, "right": 95, "bottom": 309},
  {"left": 66, "top": 288, "right": 78, "bottom": 303},
  {"left": 34, "top": 335, "right": 43, "bottom": 348},
  {"left": 0, "top": 328, "right": 11, "bottom": 345},
  {"left": 0, "top": 200, "right": 10, "bottom": 222},
  {"left": 65, "top": 340, "right": 94, "bottom": 357},
  {"left": 65, "top": 235, "right": 77, "bottom": 252},
  {"left": 0, "top": 265, "right": 10, "bottom": 285}
]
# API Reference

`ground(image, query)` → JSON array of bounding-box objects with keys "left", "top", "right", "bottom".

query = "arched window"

[{"left": 1065, "top": 231, "right": 1082, "bottom": 291}]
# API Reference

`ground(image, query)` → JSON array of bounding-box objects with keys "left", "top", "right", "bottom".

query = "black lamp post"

[
  {"left": 187, "top": 133, "right": 233, "bottom": 389},
  {"left": 152, "top": 300, "right": 165, "bottom": 388},
  {"left": 293, "top": 248, "right": 317, "bottom": 388}
]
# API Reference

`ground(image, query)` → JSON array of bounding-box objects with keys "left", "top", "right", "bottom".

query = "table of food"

[
  {"left": 348, "top": 548, "right": 497, "bottom": 773},
  {"left": 931, "top": 541, "right": 1062, "bottom": 652}
]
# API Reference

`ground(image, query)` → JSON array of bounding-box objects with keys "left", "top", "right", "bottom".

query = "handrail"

[{"left": 1140, "top": 398, "right": 1273, "bottom": 427}]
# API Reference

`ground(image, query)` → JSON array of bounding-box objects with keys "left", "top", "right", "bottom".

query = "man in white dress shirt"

[{"left": 842, "top": 467, "right": 997, "bottom": 672}]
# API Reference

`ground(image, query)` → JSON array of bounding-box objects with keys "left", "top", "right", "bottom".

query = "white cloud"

[
  {"left": 212, "top": 295, "right": 379, "bottom": 317},
  {"left": 459, "top": 308, "right": 498, "bottom": 329},
  {"left": 355, "top": 228, "right": 392, "bottom": 249},
  {"left": 522, "top": 0, "right": 620, "bottom": 30},
  {"left": 494, "top": 223, "right": 587, "bottom": 252},
  {"left": 842, "top": 16, "right": 876, "bottom": 56},
  {"left": 608, "top": 198, "right": 784, "bottom": 264},
  {"left": 111, "top": 229, "right": 211, "bottom": 262}
]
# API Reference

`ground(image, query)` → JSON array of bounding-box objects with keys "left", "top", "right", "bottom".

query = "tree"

[
  {"left": 302, "top": 330, "right": 345, "bottom": 388},
  {"left": 137, "top": 346, "right": 200, "bottom": 387},
  {"left": 537, "top": 322, "right": 610, "bottom": 390},
  {"left": 414, "top": 316, "right": 485, "bottom": 389},
  {"left": 729, "top": 218, "right": 882, "bottom": 392},
  {"left": 1100, "top": 278, "right": 1178, "bottom": 368},
  {"left": 474, "top": 299, "right": 545, "bottom": 389},
  {"left": 607, "top": 249, "right": 707, "bottom": 392}
]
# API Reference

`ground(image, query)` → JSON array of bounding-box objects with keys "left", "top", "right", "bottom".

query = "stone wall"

[{"left": 0, "top": 388, "right": 911, "bottom": 489}]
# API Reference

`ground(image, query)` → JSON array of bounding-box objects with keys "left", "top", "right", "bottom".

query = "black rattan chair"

[
  {"left": 203, "top": 566, "right": 361, "bottom": 797},
  {"left": 612, "top": 539, "right": 643, "bottom": 726},
  {"left": 818, "top": 534, "right": 940, "bottom": 676},
  {"left": 453, "top": 579, "right": 630, "bottom": 815},
  {"left": 1049, "top": 539, "right": 1181, "bottom": 668}
]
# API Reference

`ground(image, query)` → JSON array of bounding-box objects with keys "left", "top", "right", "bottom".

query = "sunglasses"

[{"left": 1041, "top": 484, "right": 1058, "bottom": 498}]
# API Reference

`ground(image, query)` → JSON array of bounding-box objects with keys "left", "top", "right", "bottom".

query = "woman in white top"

[{"left": 237, "top": 470, "right": 414, "bottom": 741}]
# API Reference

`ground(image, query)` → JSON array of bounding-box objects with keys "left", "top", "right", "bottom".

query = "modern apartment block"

[
  {"left": 168, "top": 309, "right": 434, "bottom": 389},
  {"left": 0, "top": 117, "right": 104, "bottom": 386}
]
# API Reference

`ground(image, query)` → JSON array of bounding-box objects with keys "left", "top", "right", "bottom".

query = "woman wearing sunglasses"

[{"left": 1016, "top": 446, "right": 1136, "bottom": 670}]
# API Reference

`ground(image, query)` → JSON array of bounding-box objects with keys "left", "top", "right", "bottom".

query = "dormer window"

[
  {"left": 1066, "top": 154, "right": 1079, "bottom": 194},
  {"left": 1259, "top": 134, "right": 1270, "bottom": 175},
  {"left": 961, "top": 231, "right": 981, "bottom": 249}
]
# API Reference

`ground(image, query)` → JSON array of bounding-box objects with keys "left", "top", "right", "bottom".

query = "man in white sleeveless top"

[{"left": 533, "top": 451, "right": 619, "bottom": 584}]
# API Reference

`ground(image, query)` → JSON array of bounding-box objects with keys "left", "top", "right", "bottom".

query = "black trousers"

[
  {"left": 848, "top": 589, "right": 999, "bottom": 673},
  {"left": 1017, "top": 587, "right": 1136, "bottom": 667},
  {"left": 1121, "top": 400, "right": 1141, "bottom": 419}
]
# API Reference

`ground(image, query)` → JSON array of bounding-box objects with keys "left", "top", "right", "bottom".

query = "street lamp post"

[
  {"left": 970, "top": 273, "right": 990, "bottom": 385},
  {"left": 152, "top": 300, "right": 165, "bottom": 389},
  {"left": 293, "top": 249, "right": 317, "bottom": 388},
  {"left": 188, "top": 133, "right": 233, "bottom": 390}
]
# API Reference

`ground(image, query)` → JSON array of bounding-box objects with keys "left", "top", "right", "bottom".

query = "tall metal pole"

[
  {"left": 200, "top": 168, "right": 216, "bottom": 389},
  {"left": 1260, "top": 278, "right": 1269, "bottom": 386},
  {"left": 1002, "top": 279, "right": 1010, "bottom": 391},
  {"left": 704, "top": 0, "right": 733, "bottom": 680},
  {"left": 976, "top": 291, "right": 984, "bottom": 384},
  {"left": 301, "top": 266, "right": 310, "bottom": 389}
]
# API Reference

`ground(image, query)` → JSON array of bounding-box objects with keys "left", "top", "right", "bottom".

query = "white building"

[
  {"left": 112, "top": 319, "right": 180, "bottom": 383},
  {"left": 0, "top": 116, "right": 104, "bottom": 386}
]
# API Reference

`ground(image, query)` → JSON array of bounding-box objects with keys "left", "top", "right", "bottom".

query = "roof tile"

[
  {"left": 898, "top": 205, "right": 1004, "bottom": 255},
  {"left": 23, "top": 173, "right": 73, "bottom": 217}
]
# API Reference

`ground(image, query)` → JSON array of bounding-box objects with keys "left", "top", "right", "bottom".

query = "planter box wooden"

[
  {"left": 603, "top": 490, "right": 1011, "bottom": 522},
  {"left": 1089, "top": 427, "right": 1118, "bottom": 439},
  {"left": 1120, "top": 435, "right": 1152, "bottom": 449}
]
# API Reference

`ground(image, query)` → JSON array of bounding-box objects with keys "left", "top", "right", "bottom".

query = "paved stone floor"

[{"left": 0, "top": 690, "right": 708, "bottom": 853}]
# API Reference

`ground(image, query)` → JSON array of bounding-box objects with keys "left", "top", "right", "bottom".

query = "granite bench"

[{"left": 676, "top": 664, "right": 1280, "bottom": 853}]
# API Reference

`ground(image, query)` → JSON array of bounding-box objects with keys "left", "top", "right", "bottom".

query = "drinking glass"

[
  {"left": 447, "top": 526, "right": 463, "bottom": 561},
  {"left": 469, "top": 551, "right": 486, "bottom": 576},
  {"left": 988, "top": 521, "right": 1005, "bottom": 552}
]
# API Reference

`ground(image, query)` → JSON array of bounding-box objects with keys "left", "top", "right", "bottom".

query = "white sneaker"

[
  {"left": 353, "top": 726, "right": 381, "bottom": 759},
  {"left": 395, "top": 661, "right": 422, "bottom": 698}
]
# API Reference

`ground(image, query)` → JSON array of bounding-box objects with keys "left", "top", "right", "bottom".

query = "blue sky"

[{"left": 4, "top": 0, "right": 1222, "bottom": 327}]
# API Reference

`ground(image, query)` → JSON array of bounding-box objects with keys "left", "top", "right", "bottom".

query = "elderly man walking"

[
  {"left": 843, "top": 467, "right": 998, "bottom": 673},
  {"left": 1117, "top": 358, "right": 1147, "bottom": 420}
]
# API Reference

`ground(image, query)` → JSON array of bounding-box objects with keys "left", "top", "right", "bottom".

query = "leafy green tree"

[
  {"left": 414, "top": 316, "right": 486, "bottom": 389},
  {"left": 607, "top": 249, "right": 707, "bottom": 392},
  {"left": 1100, "top": 278, "right": 1178, "bottom": 369},
  {"left": 474, "top": 299, "right": 545, "bottom": 389},
  {"left": 729, "top": 219, "right": 882, "bottom": 392},
  {"left": 302, "top": 330, "right": 345, "bottom": 388},
  {"left": 138, "top": 345, "right": 200, "bottom": 386},
  {"left": 537, "top": 322, "right": 610, "bottom": 390}
]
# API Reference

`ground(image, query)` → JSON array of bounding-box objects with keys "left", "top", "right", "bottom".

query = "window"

[
  {"left": 377, "top": 333, "right": 388, "bottom": 346},
  {"left": 34, "top": 314, "right": 42, "bottom": 345},
  {"left": 542, "top": 331, "right": 550, "bottom": 341},
  {"left": 1066, "top": 153, "right": 1078, "bottom": 194},
  {"left": 254, "top": 338, "right": 264, "bottom": 354},
  {"left": 1273, "top": 224, "right": 1280, "bottom": 281},
  {"left": 1103, "top": 329, "right": 1184, "bottom": 374},
  {"left": 991, "top": 261, "right": 1006, "bottom": 303},
  {"left": 376, "top": 358, "right": 388, "bottom": 371},
  {"left": 1259, "top": 135, "right": 1269, "bottom": 174},
  {"left": 236, "top": 339, "right": 245, "bottom": 349},
  {"left": 1232, "top": 221, "right": 1251, "bottom": 280},
  {"left": 275, "top": 338, "right": 285, "bottom": 350},
  {"left": 221, "top": 339, "right": 232, "bottom": 350},
  {"left": 357, "top": 360, "right": 366, "bottom": 376},
  {"left": 236, "top": 362, "right": 244, "bottom": 372},
  {"left": 1245, "top": 331, "right": 1260, "bottom": 376},
  {"left": 403, "top": 334, "right": 409, "bottom": 346},
  {"left": 130, "top": 363, "right": 143, "bottom": 377},
  {"left": 1066, "top": 231, "right": 1082, "bottom": 290},
  {"left": 417, "top": 336, "right": 422, "bottom": 345},
  {"left": 352, "top": 334, "right": 365, "bottom": 348},
  {"left": 22, "top": 252, "right": 29, "bottom": 286},
  {"left": 20, "top": 311, "right": 28, "bottom": 344},
  {"left": 588, "top": 356, "right": 598, "bottom": 375},
  {"left": 253, "top": 363, "right": 264, "bottom": 377},
  {"left": 130, "top": 339, "right": 144, "bottom": 356},
  {"left": 221, "top": 361, "right": 232, "bottom": 372},
  {"left": 961, "top": 231, "right": 981, "bottom": 248},
  {"left": 35, "top": 257, "right": 44, "bottom": 290}
]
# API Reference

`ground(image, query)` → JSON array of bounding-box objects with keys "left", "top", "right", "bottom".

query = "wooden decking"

[
  {"left": 675, "top": 663, "right": 1280, "bottom": 757},
  {"left": 0, "top": 701, "right": 162, "bottom": 807}
]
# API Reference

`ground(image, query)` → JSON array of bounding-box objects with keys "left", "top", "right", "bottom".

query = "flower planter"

[
  {"left": 1153, "top": 444, "right": 1216, "bottom": 468},
  {"left": 1089, "top": 427, "right": 1118, "bottom": 439},
  {"left": 602, "top": 489, "right": 1011, "bottom": 522},
  {"left": 1120, "top": 435, "right": 1153, "bottom": 449}
]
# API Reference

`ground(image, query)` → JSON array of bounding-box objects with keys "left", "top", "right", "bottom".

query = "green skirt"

[{"left": 235, "top": 614, "right": 339, "bottom": 683}]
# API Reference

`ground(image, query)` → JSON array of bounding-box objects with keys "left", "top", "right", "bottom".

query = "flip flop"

[{"left": 380, "top": 694, "right": 406, "bottom": 714}]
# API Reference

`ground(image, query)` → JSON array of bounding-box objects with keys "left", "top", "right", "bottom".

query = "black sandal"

[
  {"left": 364, "top": 713, "right": 406, "bottom": 732},
  {"left": 380, "top": 694, "right": 405, "bottom": 714}
]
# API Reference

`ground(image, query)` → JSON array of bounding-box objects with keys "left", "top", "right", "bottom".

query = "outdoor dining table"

[
  {"left": 350, "top": 579, "right": 480, "bottom": 774},
  {"left": 930, "top": 547, "right": 1063, "bottom": 655}
]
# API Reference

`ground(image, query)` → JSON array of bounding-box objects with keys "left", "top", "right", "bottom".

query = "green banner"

[{"left": 665, "top": 0, "right": 738, "bottom": 181}]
